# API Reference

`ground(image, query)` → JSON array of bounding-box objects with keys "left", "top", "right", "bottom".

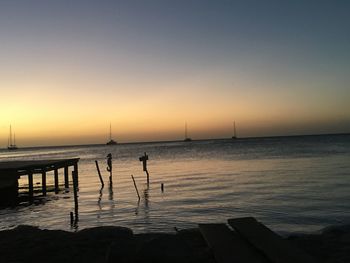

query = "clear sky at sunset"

[{"left": 0, "top": 0, "right": 349, "bottom": 146}]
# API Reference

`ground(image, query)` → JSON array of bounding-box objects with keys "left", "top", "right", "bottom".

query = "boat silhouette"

[
  {"left": 184, "top": 122, "right": 192, "bottom": 142},
  {"left": 106, "top": 123, "right": 117, "bottom": 145},
  {"left": 232, "top": 121, "right": 237, "bottom": 139},
  {"left": 7, "top": 125, "right": 18, "bottom": 150}
]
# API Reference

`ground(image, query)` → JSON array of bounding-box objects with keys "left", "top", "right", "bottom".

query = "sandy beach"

[{"left": 0, "top": 224, "right": 349, "bottom": 263}]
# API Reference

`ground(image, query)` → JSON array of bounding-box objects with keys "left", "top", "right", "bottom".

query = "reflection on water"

[{"left": 0, "top": 135, "right": 349, "bottom": 234}]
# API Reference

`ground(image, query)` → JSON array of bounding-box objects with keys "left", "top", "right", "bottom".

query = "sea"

[{"left": 0, "top": 134, "right": 349, "bottom": 235}]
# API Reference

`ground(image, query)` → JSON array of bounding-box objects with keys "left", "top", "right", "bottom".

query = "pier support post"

[
  {"left": 28, "top": 171, "right": 33, "bottom": 198},
  {"left": 42, "top": 171, "right": 47, "bottom": 196},
  {"left": 64, "top": 166, "right": 69, "bottom": 189},
  {"left": 54, "top": 169, "right": 59, "bottom": 193}
]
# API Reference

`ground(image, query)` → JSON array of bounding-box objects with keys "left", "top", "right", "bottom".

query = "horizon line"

[{"left": 0, "top": 132, "right": 349, "bottom": 150}]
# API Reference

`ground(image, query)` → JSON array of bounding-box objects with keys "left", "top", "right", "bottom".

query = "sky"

[{"left": 0, "top": 0, "right": 349, "bottom": 146}]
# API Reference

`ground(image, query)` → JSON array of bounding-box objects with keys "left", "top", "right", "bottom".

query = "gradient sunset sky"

[{"left": 1, "top": 0, "right": 349, "bottom": 146}]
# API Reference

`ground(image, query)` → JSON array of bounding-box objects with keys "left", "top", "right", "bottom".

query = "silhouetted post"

[
  {"left": 54, "top": 169, "right": 59, "bottom": 193},
  {"left": 131, "top": 175, "right": 140, "bottom": 200},
  {"left": 70, "top": 212, "right": 74, "bottom": 225},
  {"left": 74, "top": 163, "right": 79, "bottom": 187},
  {"left": 72, "top": 170, "right": 79, "bottom": 222},
  {"left": 95, "top": 160, "right": 104, "bottom": 187},
  {"left": 139, "top": 152, "right": 149, "bottom": 184},
  {"left": 161, "top": 183, "right": 164, "bottom": 192},
  {"left": 106, "top": 153, "right": 112, "bottom": 184},
  {"left": 28, "top": 171, "right": 33, "bottom": 198},
  {"left": 42, "top": 171, "right": 47, "bottom": 196},
  {"left": 64, "top": 166, "right": 69, "bottom": 189}
]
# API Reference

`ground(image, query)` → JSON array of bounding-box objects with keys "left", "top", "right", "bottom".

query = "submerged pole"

[
  {"left": 95, "top": 160, "right": 104, "bottom": 187},
  {"left": 139, "top": 152, "right": 149, "bottom": 185},
  {"left": 106, "top": 153, "right": 112, "bottom": 184},
  {"left": 72, "top": 170, "right": 79, "bottom": 222},
  {"left": 131, "top": 175, "right": 140, "bottom": 200}
]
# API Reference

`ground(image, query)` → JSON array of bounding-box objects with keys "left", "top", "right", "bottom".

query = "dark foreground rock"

[
  {"left": 0, "top": 226, "right": 214, "bottom": 263},
  {"left": 288, "top": 225, "right": 350, "bottom": 263},
  {"left": 0, "top": 224, "right": 349, "bottom": 263}
]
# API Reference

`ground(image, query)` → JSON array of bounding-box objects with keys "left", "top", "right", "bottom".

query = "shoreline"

[{"left": 0, "top": 224, "right": 349, "bottom": 263}]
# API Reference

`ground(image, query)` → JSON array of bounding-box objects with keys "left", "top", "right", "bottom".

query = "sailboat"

[
  {"left": 232, "top": 121, "right": 237, "bottom": 139},
  {"left": 7, "top": 125, "right": 18, "bottom": 150},
  {"left": 106, "top": 123, "right": 117, "bottom": 145},
  {"left": 184, "top": 122, "right": 192, "bottom": 142}
]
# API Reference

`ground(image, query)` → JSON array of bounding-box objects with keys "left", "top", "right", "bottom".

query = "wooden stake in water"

[
  {"left": 131, "top": 175, "right": 140, "bottom": 200},
  {"left": 72, "top": 170, "right": 79, "bottom": 222},
  {"left": 106, "top": 153, "right": 113, "bottom": 184},
  {"left": 139, "top": 152, "right": 149, "bottom": 185},
  {"left": 95, "top": 160, "right": 104, "bottom": 187}
]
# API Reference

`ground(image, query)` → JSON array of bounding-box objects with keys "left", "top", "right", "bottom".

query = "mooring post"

[
  {"left": 95, "top": 160, "right": 104, "bottom": 187},
  {"left": 139, "top": 152, "right": 149, "bottom": 185},
  {"left": 64, "top": 166, "right": 69, "bottom": 189},
  {"left": 28, "top": 171, "right": 34, "bottom": 198},
  {"left": 131, "top": 175, "right": 140, "bottom": 200},
  {"left": 54, "top": 169, "right": 59, "bottom": 193},
  {"left": 72, "top": 170, "right": 79, "bottom": 222},
  {"left": 161, "top": 183, "right": 164, "bottom": 192},
  {"left": 106, "top": 153, "right": 112, "bottom": 184},
  {"left": 42, "top": 171, "right": 47, "bottom": 196}
]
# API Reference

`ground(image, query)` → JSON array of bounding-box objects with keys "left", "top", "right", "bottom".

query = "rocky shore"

[{"left": 0, "top": 224, "right": 349, "bottom": 263}]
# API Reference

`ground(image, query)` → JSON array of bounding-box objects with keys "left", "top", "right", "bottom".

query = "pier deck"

[{"left": 0, "top": 158, "right": 79, "bottom": 203}]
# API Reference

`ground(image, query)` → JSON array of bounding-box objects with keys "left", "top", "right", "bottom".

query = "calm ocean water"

[{"left": 0, "top": 134, "right": 349, "bottom": 235}]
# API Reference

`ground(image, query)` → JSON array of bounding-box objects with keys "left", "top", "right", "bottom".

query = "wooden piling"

[
  {"left": 131, "top": 175, "right": 140, "bottom": 200},
  {"left": 64, "top": 166, "right": 69, "bottom": 189},
  {"left": 72, "top": 170, "right": 79, "bottom": 222},
  {"left": 42, "top": 171, "right": 47, "bottom": 196},
  {"left": 146, "top": 170, "right": 149, "bottom": 185},
  {"left": 161, "top": 183, "right": 164, "bottom": 192},
  {"left": 28, "top": 171, "right": 33, "bottom": 198},
  {"left": 74, "top": 163, "right": 79, "bottom": 187},
  {"left": 95, "top": 160, "right": 104, "bottom": 187},
  {"left": 54, "top": 169, "right": 59, "bottom": 193}
]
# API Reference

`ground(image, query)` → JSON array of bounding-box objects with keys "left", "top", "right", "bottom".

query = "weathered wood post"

[
  {"left": 72, "top": 170, "right": 79, "bottom": 222},
  {"left": 74, "top": 163, "right": 79, "bottom": 187},
  {"left": 139, "top": 152, "right": 149, "bottom": 185},
  {"left": 95, "top": 160, "right": 104, "bottom": 187},
  {"left": 106, "top": 153, "right": 112, "bottom": 185},
  {"left": 54, "top": 169, "right": 59, "bottom": 193},
  {"left": 28, "top": 171, "right": 34, "bottom": 198},
  {"left": 42, "top": 171, "right": 47, "bottom": 196},
  {"left": 64, "top": 166, "right": 69, "bottom": 189},
  {"left": 131, "top": 175, "right": 140, "bottom": 200}
]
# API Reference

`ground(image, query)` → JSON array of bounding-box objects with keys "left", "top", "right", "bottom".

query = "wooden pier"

[{"left": 0, "top": 158, "right": 79, "bottom": 204}]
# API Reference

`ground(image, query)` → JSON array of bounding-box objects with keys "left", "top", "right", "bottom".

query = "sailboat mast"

[
  {"left": 185, "top": 122, "right": 188, "bottom": 139},
  {"left": 233, "top": 121, "right": 236, "bottom": 137},
  {"left": 10, "top": 125, "right": 12, "bottom": 146},
  {"left": 109, "top": 123, "right": 112, "bottom": 141}
]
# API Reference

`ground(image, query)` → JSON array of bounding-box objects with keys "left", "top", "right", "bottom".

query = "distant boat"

[
  {"left": 7, "top": 125, "right": 18, "bottom": 150},
  {"left": 106, "top": 123, "right": 117, "bottom": 145},
  {"left": 184, "top": 122, "right": 192, "bottom": 142},
  {"left": 232, "top": 121, "right": 237, "bottom": 139}
]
